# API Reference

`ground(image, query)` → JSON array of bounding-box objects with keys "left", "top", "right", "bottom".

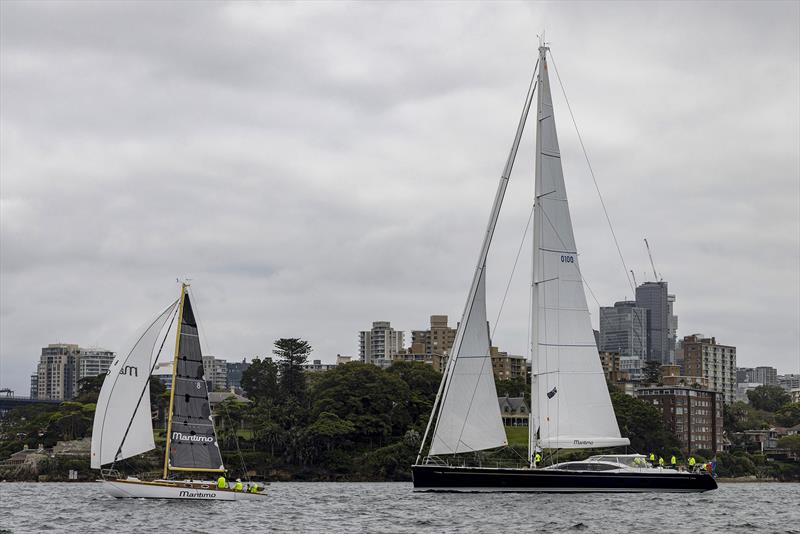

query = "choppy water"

[{"left": 1, "top": 482, "right": 798, "bottom": 533}]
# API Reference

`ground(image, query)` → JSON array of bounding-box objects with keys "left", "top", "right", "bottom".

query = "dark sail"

[{"left": 166, "top": 292, "right": 224, "bottom": 472}]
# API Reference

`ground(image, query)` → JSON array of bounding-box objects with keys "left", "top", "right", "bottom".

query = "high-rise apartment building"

[
  {"left": 35, "top": 344, "right": 115, "bottom": 401},
  {"left": 635, "top": 282, "right": 675, "bottom": 365},
  {"left": 76, "top": 348, "right": 115, "bottom": 381},
  {"left": 636, "top": 385, "right": 723, "bottom": 454},
  {"left": 682, "top": 334, "right": 736, "bottom": 404},
  {"left": 29, "top": 374, "right": 38, "bottom": 399},
  {"left": 599, "top": 301, "right": 648, "bottom": 379},
  {"left": 359, "top": 321, "right": 404, "bottom": 368},
  {"left": 736, "top": 366, "right": 778, "bottom": 386},
  {"left": 202, "top": 355, "right": 228, "bottom": 392},
  {"left": 412, "top": 315, "right": 457, "bottom": 358},
  {"left": 490, "top": 347, "right": 527, "bottom": 381},
  {"left": 225, "top": 359, "right": 250, "bottom": 390},
  {"left": 778, "top": 374, "right": 800, "bottom": 391}
]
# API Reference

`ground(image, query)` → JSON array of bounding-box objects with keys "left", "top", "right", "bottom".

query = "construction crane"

[
  {"left": 630, "top": 269, "right": 638, "bottom": 287},
  {"left": 643, "top": 238, "right": 661, "bottom": 281}
]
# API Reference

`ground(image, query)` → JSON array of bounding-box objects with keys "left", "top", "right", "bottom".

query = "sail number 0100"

[{"left": 560, "top": 255, "right": 575, "bottom": 263}]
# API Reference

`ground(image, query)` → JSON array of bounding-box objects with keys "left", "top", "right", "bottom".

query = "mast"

[
  {"left": 162, "top": 283, "right": 186, "bottom": 479},
  {"left": 529, "top": 43, "right": 547, "bottom": 466},
  {"left": 416, "top": 57, "right": 539, "bottom": 463}
]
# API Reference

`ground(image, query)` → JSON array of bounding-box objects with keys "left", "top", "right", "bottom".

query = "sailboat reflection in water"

[
  {"left": 412, "top": 44, "right": 716, "bottom": 493},
  {"left": 91, "top": 283, "right": 267, "bottom": 500}
]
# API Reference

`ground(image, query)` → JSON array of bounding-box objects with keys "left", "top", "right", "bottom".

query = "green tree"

[
  {"left": 241, "top": 357, "right": 280, "bottom": 403},
  {"left": 777, "top": 435, "right": 800, "bottom": 454},
  {"left": 387, "top": 361, "right": 441, "bottom": 426},
  {"left": 747, "top": 385, "right": 790, "bottom": 412},
  {"left": 775, "top": 403, "right": 800, "bottom": 427},
  {"left": 74, "top": 375, "right": 106, "bottom": 404},
  {"left": 642, "top": 361, "right": 662, "bottom": 385},
  {"left": 274, "top": 338, "right": 312, "bottom": 401},
  {"left": 309, "top": 363, "right": 411, "bottom": 446}
]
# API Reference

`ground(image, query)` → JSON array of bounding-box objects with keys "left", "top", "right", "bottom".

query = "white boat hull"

[{"left": 102, "top": 479, "right": 267, "bottom": 500}]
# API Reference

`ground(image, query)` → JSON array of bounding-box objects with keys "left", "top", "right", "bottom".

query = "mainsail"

[
  {"left": 531, "top": 46, "right": 629, "bottom": 450},
  {"left": 91, "top": 303, "right": 176, "bottom": 469},
  {"left": 164, "top": 287, "right": 224, "bottom": 474}
]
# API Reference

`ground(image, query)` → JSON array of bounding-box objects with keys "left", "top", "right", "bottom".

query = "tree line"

[{"left": 2, "top": 338, "right": 798, "bottom": 481}]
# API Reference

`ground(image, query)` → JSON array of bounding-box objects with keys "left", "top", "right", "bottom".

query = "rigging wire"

[{"left": 548, "top": 51, "right": 636, "bottom": 296}]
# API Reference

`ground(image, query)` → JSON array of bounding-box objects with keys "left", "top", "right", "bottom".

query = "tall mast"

[
  {"left": 162, "top": 283, "right": 187, "bottom": 479},
  {"left": 529, "top": 44, "right": 547, "bottom": 466}
]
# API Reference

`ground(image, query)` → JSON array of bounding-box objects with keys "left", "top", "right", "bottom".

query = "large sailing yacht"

[
  {"left": 91, "top": 283, "right": 266, "bottom": 500},
  {"left": 411, "top": 45, "right": 716, "bottom": 493}
]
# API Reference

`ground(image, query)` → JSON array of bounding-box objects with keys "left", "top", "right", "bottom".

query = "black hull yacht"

[
  {"left": 411, "top": 43, "right": 718, "bottom": 494},
  {"left": 412, "top": 456, "right": 717, "bottom": 493}
]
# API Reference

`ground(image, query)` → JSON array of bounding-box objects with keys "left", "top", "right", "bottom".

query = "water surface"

[{"left": 1, "top": 482, "right": 798, "bottom": 533}]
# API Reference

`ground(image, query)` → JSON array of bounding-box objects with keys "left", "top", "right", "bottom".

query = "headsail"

[
  {"left": 164, "top": 287, "right": 224, "bottom": 474},
  {"left": 531, "top": 46, "right": 629, "bottom": 450},
  {"left": 420, "top": 58, "right": 539, "bottom": 460},
  {"left": 91, "top": 303, "right": 176, "bottom": 469},
  {"left": 429, "top": 269, "right": 507, "bottom": 455}
]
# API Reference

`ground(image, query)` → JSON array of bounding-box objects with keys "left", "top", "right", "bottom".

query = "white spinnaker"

[
  {"left": 429, "top": 269, "right": 507, "bottom": 456},
  {"left": 531, "top": 49, "right": 628, "bottom": 450},
  {"left": 91, "top": 303, "right": 176, "bottom": 469}
]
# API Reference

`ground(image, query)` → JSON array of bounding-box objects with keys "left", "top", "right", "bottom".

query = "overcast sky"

[{"left": 1, "top": 1, "right": 798, "bottom": 395}]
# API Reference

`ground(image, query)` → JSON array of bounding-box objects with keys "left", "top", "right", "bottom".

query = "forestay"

[
  {"left": 531, "top": 47, "right": 629, "bottom": 450},
  {"left": 429, "top": 269, "right": 507, "bottom": 456},
  {"left": 91, "top": 303, "right": 176, "bottom": 469},
  {"left": 165, "top": 292, "right": 224, "bottom": 472}
]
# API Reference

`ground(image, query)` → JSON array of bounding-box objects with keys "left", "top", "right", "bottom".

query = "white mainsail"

[
  {"left": 531, "top": 46, "right": 629, "bottom": 450},
  {"left": 429, "top": 269, "right": 507, "bottom": 455},
  {"left": 91, "top": 303, "right": 176, "bottom": 469}
]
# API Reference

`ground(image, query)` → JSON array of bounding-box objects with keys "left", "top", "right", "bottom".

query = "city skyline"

[{"left": 2, "top": 2, "right": 799, "bottom": 395}]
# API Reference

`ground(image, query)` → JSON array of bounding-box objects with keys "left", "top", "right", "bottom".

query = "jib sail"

[{"left": 163, "top": 285, "right": 224, "bottom": 475}]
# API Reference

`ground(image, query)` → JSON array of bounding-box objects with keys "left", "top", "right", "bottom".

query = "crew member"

[
  {"left": 688, "top": 456, "right": 696, "bottom": 469},
  {"left": 534, "top": 453, "right": 541, "bottom": 466},
  {"left": 649, "top": 452, "right": 655, "bottom": 464},
  {"left": 633, "top": 457, "right": 642, "bottom": 466},
  {"left": 217, "top": 475, "right": 226, "bottom": 489},
  {"left": 658, "top": 456, "right": 664, "bottom": 467},
  {"left": 670, "top": 455, "right": 677, "bottom": 468},
  {"left": 234, "top": 478, "right": 243, "bottom": 491},
  {"left": 249, "top": 483, "right": 259, "bottom": 494}
]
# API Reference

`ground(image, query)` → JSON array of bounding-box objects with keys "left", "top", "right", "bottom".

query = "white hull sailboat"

[
  {"left": 412, "top": 44, "right": 716, "bottom": 493},
  {"left": 101, "top": 479, "right": 263, "bottom": 501},
  {"left": 91, "top": 283, "right": 267, "bottom": 500}
]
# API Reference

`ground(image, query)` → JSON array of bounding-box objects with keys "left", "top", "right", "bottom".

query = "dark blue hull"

[{"left": 411, "top": 464, "right": 717, "bottom": 493}]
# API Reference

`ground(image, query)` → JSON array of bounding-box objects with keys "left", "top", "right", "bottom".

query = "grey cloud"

[{"left": 1, "top": 1, "right": 798, "bottom": 394}]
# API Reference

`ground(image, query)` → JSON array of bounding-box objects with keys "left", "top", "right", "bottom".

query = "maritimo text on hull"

[{"left": 411, "top": 44, "right": 716, "bottom": 493}]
